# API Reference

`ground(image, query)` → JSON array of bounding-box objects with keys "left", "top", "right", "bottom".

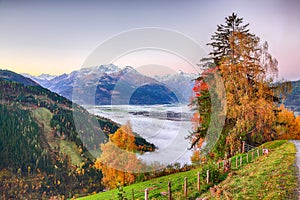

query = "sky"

[{"left": 0, "top": 0, "right": 299, "bottom": 80}]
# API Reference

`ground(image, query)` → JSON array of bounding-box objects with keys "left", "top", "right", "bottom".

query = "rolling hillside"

[
  {"left": 0, "top": 70, "right": 155, "bottom": 199},
  {"left": 79, "top": 140, "right": 297, "bottom": 200}
]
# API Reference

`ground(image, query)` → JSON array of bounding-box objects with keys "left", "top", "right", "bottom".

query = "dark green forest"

[{"left": 0, "top": 104, "right": 50, "bottom": 171}]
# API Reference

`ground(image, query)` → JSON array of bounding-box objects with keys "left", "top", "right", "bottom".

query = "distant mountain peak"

[
  {"left": 122, "top": 66, "right": 137, "bottom": 74},
  {"left": 96, "top": 64, "right": 118, "bottom": 71},
  {"left": 20, "top": 64, "right": 197, "bottom": 105},
  {"left": 37, "top": 73, "right": 56, "bottom": 80},
  {"left": 80, "top": 64, "right": 120, "bottom": 75}
]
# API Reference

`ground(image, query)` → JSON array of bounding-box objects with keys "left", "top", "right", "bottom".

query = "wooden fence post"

[
  {"left": 206, "top": 170, "right": 209, "bottom": 184},
  {"left": 184, "top": 177, "right": 188, "bottom": 197},
  {"left": 236, "top": 156, "right": 238, "bottom": 168},
  {"left": 242, "top": 141, "right": 245, "bottom": 153},
  {"left": 246, "top": 153, "right": 249, "bottom": 163},
  {"left": 197, "top": 172, "right": 200, "bottom": 191},
  {"left": 257, "top": 149, "right": 259, "bottom": 157},
  {"left": 168, "top": 181, "right": 172, "bottom": 200},
  {"left": 252, "top": 151, "right": 254, "bottom": 161},
  {"left": 132, "top": 188, "right": 134, "bottom": 200},
  {"left": 240, "top": 155, "right": 242, "bottom": 166},
  {"left": 145, "top": 188, "right": 148, "bottom": 200}
]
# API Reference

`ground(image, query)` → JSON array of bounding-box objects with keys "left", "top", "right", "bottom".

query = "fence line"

[{"left": 142, "top": 145, "right": 265, "bottom": 200}]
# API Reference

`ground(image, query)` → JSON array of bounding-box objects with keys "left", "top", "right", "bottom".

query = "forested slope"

[
  {"left": 0, "top": 71, "right": 154, "bottom": 198},
  {"left": 285, "top": 80, "right": 300, "bottom": 113}
]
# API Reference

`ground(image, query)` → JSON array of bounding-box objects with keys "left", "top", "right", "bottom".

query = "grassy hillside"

[
  {"left": 32, "top": 108, "right": 83, "bottom": 165},
  {"left": 78, "top": 166, "right": 206, "bottom": 200},
  {"left": 79, "top": 140, "right": 298, "bottom": 200},
  {"left": 200, "top": 140, "right": 298, "bottom": 199}
]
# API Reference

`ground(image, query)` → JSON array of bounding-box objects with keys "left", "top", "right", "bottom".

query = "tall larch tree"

[{"left": 189, "top": 13, "right": 285, "bottom": 159}]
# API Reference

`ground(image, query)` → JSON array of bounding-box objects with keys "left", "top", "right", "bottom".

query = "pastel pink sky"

[{"left": 0, "top": 0, "right": 299, "bottom": 80}]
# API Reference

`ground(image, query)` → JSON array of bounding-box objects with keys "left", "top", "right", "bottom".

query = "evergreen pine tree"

[
  {"left": 189, "top": 13, "right": 285, "bottom": 159},
  {"left": 207, "top": 12, "right": 255, "bottom": 66}
]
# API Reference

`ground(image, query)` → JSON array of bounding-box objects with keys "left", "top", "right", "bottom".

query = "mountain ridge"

[
  {"left": 19, "top": 68, "right": 300, "bottom": 114},
  {"left": 24, "top": 65, "right": 196, "bottom": 105},
  {"left": 0, "top": 69, "right": 40, "bottom": 86}
]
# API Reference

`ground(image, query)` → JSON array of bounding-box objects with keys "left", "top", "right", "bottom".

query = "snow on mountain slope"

[
  {"left": 23, "top": 64, "right": 196, "bottom": 105},
  {"left": 154, "top": 72, "right": 197, "bottom": 103}
]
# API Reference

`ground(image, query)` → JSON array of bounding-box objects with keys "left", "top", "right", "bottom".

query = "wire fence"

[{"left": 133, "top": 144, "right": 266, "bottom": 200}]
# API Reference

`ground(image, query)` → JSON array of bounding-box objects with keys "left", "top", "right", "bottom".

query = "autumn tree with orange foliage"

[
  {"left": 276, "top": 105, "right": 300, "bottom": 139},
  {"left": 189, "top": 13, "right": 290, "bottom": 160},
  {"left": 95, "top": 122, "right": 143, "bottom": 189}
]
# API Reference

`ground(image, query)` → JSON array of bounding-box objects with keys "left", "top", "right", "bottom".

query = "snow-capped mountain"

[
  {"left": 154, "top": 72, "right": 197, "bottom": 103},
  {"left": 22, "top": 73, "right": 56, "bottom": 87},
  {"left": 36, "top": 73, "right": 56, "bottom": 80},
  {"left": 26, "top": 64, "right": 180, "bottom": 105}
]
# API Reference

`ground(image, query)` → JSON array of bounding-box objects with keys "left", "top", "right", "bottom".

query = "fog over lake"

[{"left": 84, "top": 104, "right": 194, "bottom": 165}]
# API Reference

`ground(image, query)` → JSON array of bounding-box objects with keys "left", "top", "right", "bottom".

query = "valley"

[
  {"left": 84, "top": 104, "right": 194, "bottom": 165},
  {"left": 1, "top": 3, "right": 300, "bottom": 199},
  {"left": 1, "top": 67, "right": 299, "bottom": 199}
]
